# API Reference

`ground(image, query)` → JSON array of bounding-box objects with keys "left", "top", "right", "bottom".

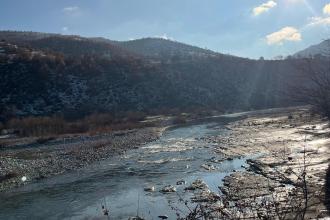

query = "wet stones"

[
  {"left": 200, "top": 163, "right": 217, "bottom": 171},
  {"left": 246, "top": 159, "right": 264, "bottom": 174},
  {"left": 160, "top": 185, "right": 176, "bottom": 193},
  {"left": 191, "top": 190, "right": 221, "bottom": 203},
  {"left": 246, "top": 159, "right": 295, "bottom": 185},
  {"left": 185, "top": 179, "right": 208, "bottom": 191},
  {"left": 184, "top": 178, "right": 220, "bottom": 203},
  {"left": 220, "top": 172, "right": 280, "bottom": 201},
  {"left": 208, "top": 157, "right": 224, "bottom": 164}
]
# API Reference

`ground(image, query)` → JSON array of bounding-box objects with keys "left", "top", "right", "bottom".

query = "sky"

[{"left": 1, "top": 0, "right": 330, "bottom": 59}]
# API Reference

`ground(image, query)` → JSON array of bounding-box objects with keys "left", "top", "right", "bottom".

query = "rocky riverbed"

[
  {"left": 0, "top": 127, "right": 163, "bottom": 191},
  {"left": 1, "top": 107, "right": 329, "bottom": 219},
  {"left": 193, "top": 107, "right": 330, "bottom": 219}
]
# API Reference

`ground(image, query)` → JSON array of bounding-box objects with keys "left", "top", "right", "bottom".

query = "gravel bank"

[{"left": 0, "top": 127, "right": 163, "bottom": 191}]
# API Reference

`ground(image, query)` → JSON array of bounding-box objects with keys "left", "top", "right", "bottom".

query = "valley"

[
  {"left": 0, "top": 30, "right": 330, "bottom": 219},
  {"left": 0, "top": 31, "right": 328, "bottom": 120}
]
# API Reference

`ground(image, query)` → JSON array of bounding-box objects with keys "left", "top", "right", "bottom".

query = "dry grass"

[{"left": 4, "top": 111, "right": 153, "bottom": 137}]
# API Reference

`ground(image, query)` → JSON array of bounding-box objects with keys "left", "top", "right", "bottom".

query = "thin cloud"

[
  {"left": 63, "top": 6, "right": 79, "bottom": 12},
  {"left": 266, "top": 27, "right": 302, "bottom": 45},
  {"left": 62, "top": 6, "right": 82, "bottom": 17},
  {"left": 253, "top": 1, "right": 277, "bottom": 16},
  {"left": 305, "top": 3, "right": 330, "bottom": 27},
  {"left": 307, "top": 16, "right": 330, "bottom": 26}
]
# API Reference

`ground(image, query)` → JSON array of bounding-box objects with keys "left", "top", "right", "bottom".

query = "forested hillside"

[{"left": 0, "top": 31, "right": 327, "bottom": 121}]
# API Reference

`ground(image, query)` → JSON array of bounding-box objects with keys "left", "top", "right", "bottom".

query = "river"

[{"left": 0, "top": 120, "right": 250, "bottom": 220}]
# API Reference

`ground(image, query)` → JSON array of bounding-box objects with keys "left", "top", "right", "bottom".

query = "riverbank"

[
  {"left": 200, "top": 107, "right": 330, "bottom": 219},
  {"left": 0, "top": 109, "right": 237, "bottom": 193},
  {"left": 1, "top": 107, "right": 328, "bottom": 219},
  {"left": 0, "top": 109, "right": 218, "bottom": 192},
  {"left": 0, "top": 127, "right": 163, "bottom": 191}
]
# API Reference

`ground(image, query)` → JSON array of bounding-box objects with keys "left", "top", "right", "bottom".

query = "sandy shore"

[{"left": 202, "top": 107, "right": 330, "bottom": 219}]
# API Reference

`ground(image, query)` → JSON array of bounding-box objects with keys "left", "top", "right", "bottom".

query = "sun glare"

[{"left": 285, "top": 0, "right": 316, "bottom": 14}]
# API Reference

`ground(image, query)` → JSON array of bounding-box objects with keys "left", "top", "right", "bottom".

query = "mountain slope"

[
  {"left": 114, "top": 38, "right": 219, "bottom": 59},
  {"left": 294, "top": 39, "right": 330, "bottom": 58},
  {"left": 0, "top": 31, "right": 325, "bottom": 120},
  {"left": 0, "top": 31, "right": 59, "bottom": 42},
  {"left": 0, "top": 31, "right": 135, "bottom": 59}
]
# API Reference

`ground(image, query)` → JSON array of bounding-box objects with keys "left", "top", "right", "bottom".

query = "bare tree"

[
  {"left": 325, "top": 164, "right": 330, "bottom": 214},
  {"left": 289, "top": 43, "right": 330, "bottom": 120}
]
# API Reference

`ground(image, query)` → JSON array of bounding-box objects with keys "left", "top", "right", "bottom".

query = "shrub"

[
  {"left": 5, "top": 111, "right": 150, "bottom": 137},
  {"left": 7, "top": 116, "right": 66, "bottom": 137}
]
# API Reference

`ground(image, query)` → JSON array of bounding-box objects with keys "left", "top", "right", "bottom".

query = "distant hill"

[
  {"left": 0, "top": 31, "right": 233, "bottom": 61},
  {"left": 0, "top": 31, "right": 59, "bottom": 42},
  {"left": 294, "top": 39, "right": 330, "bottom": 58}
]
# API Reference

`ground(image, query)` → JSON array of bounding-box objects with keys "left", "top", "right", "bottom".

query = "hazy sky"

[{"left": 1, "top": 0, "right": 330, "bottom": 59}]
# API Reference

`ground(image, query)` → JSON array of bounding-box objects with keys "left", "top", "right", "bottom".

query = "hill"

[
  {"left": 114, "top": 37, "right": 219, "bottom": 59},
  {"left": 294, "top": 39, "right": 330, "bottom": 58},
  {"left": 0, "top": 31, "right": 135, "bottom": 59},
  {"left": 0, "top": 31, "right": 327, "bottom": 121}
]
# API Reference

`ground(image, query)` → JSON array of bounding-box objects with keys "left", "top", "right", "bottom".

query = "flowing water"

[{"left": 0, "top": 121, "right": 250, "bottom": 220}]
